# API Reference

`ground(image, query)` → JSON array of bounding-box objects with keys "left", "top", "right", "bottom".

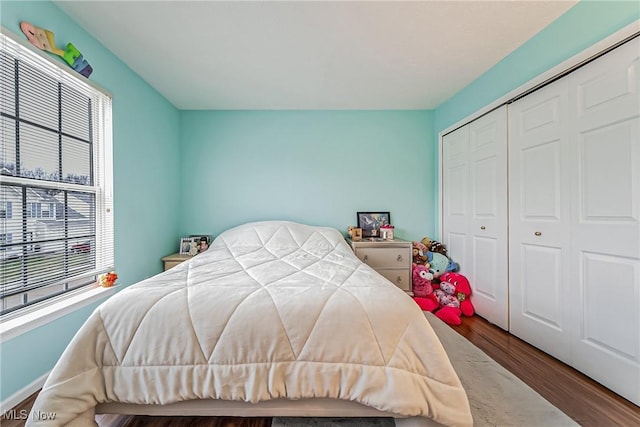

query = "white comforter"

[{"left": 27, "top": 221, "right": 472, "bottom": 426}]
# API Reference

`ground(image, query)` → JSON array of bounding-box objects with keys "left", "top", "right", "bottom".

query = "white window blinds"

[{"left": 0, "top": 30, "right": 113, "bottom": 316}]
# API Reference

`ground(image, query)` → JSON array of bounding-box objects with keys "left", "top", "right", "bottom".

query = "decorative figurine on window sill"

[{"left": 99, "top": 271, "right": 118, "bottom": 288}]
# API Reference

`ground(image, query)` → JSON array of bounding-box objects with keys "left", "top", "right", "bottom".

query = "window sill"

[{"left": 0, "top": 285, "right": 117, "bottom": 343}]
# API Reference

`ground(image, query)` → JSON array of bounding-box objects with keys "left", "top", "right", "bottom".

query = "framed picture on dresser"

[{"left": 357, "top": 212, "right": 390, "bottom": 238}]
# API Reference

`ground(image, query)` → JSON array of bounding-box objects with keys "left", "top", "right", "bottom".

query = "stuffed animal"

[
  {"left": 431, "top": 272, "right": 475, "bottom": 325},
  {"left": 412, "top": 264, "right": 434, "bottom": 297},
  {"left": 421, "top": 237, "right": 448, "bottom": 257},
  {"left": 426, "top": 251, "right": 458, "bottom": 278},
  {"left": 412, "top": 264, "right": 439, "bottom": 312},
  {"left": 412, "top": 241, "right": 428, "bottom": 265}
]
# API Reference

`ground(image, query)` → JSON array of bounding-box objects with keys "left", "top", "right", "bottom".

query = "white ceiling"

[{"left": 54, "top": 0, "right": 578, "bottom": 110}]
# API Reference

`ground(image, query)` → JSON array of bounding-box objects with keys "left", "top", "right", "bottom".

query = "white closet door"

[
  {"left": 468, "top": 107, "right": 508, "bottom": 330},
  {"left": 567, "top": 37, "right": 640, "bottom": 405},
  {"left": 442, "top": 125, "right": 470, "bottom": 279},
  {"left": 508, "top": 80, "right": 573, "bottom": 364},
  {"left": 442, "top": 106, "right": 508, "bottom": 330}
]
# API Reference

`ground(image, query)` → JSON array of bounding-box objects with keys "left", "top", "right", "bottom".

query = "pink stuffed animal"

[
  {"left": 412, "top": 264, "right": 439, "bottom": 312},
  {"left": 431, "top": 272, "right": 475, "bottom": 325},
  {"left": 412, "top": 264, "right": 434, "bottom": 297}
]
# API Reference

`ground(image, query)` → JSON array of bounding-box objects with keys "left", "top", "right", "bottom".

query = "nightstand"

[
  {"left": 347, "top": 237, "right": 413, "bottom": 294},
  {"left": 161, "top": 253, "right": 193, "bottom": 271}
]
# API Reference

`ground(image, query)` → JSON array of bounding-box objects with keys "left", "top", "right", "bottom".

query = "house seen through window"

[{"left": 0, "top": 31, "right": 113, "bottom": 316}]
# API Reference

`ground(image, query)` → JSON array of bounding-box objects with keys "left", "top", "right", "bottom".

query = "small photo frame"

[
  {"left": 179, "top": 237, "right": 197, "bottom": 255},
  {"left": 357, "top": 212, "right": 390, "bottom": 238},
  {"left": 189, "top": 234, "right": 212, "bottom": 253},
  {"left": 347, "top": 226, "right": 363, "bottom": 241},
  {"left": 352, "top": 228, "right": 363, "bottom": 241}
]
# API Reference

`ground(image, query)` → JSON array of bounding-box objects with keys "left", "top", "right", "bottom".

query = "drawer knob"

[
  {"left": 534, "top": 231, "right": 542, "bottom": 236},
  {"left": 363, "top": 254, "right": 368, "bottom": 262},
  {"left": 480, "top": 226, "right": 486, "bottom": 230},
  {"left": 397, "top": 254, "right": 402, "bottom": 262},
  {"left": 397, "top": 276, "right": 402, "bottom": 283}
]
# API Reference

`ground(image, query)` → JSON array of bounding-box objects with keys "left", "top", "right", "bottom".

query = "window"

[
  {"left": 25, "top": 201, "right": 56, "bottom": 219},
  {"left": 0, "top": 30, "right": 113, "bottom": 316},
  {"left": 26, "top": 202, "right": 41, "bottom": 218},
  {"left": 0, "top": 201, "right": 11, "bottom": 219},
  {"left": 0, "top": 233, "right": 12, "bottom": 246}
]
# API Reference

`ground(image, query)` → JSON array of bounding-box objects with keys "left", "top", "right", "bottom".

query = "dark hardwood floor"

[
  {"left": 449, "top": 315, "right": 640, "bottom": 427},
  {"left": 3, "top": 314, "right": 638, "bottom": 426}
]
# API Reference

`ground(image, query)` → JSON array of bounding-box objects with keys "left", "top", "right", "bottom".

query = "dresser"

[{"left": 347, "top": 238, "right": 412, "bottom": 294}]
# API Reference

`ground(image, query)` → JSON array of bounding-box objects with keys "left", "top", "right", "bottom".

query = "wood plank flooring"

[
  {"left": 3, "top": 314, "right": 639, "bottom": 426},
  {"left": 449, "top": 315, "right": 640, "bottom": 427}
]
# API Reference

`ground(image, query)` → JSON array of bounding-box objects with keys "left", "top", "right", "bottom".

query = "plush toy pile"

[{"left": 411, "top": 238, "right": 474, "bottom": 325}]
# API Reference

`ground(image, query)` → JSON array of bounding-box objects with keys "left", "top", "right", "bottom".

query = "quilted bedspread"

[{"left": 27, "top": 221, "right": 472, "bottom": 427}]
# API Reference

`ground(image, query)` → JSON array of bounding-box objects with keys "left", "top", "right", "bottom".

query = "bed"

[{"left": 26, "top": 221, "right": 472, "bottom": 427}]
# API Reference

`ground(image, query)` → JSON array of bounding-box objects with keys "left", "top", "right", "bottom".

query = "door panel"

[
  {"left": 508, "top": 79, "right": 572, "bottom": 363},
  {"left": 580, "top": 122, "right": 637, "bottom": 223},
  {"left": 473, "top": 156, "right": 497, "bottom": 217},
  {"left": 520, "top": 244, "right": 564, "bottom": 329},
  {"left": 471, "top": 236, "right": 498, "bottom": 302},
  {"left": 446, "top": 231, "right": 467, "bottom": 275},
  {"left": 568, "top": 37, "right": 640, "bottom": 405},
  {"left": 468, "top": 107, "right": 508, "bottom": 330},
  {"left": 575, "top": 40, "right": 639, "bottom": 127},
  {"left": 442, "top": 125, "right": 469, "bottom": 260},
  {"left": 581, "top": 252, "right": 638, "bottom": 360},
  {"left": 441, "top": 106, "right": 508, "bottom": 330},
  {"left": 520, "top": 140, "right": 562, "bottom": 220},
  {"left": 447, "top": 165, "right": 468, "bottom": 217}
]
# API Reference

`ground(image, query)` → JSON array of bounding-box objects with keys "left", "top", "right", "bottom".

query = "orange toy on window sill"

[{"left": 99, "top": 271, "right": 118, "bottom": 288}]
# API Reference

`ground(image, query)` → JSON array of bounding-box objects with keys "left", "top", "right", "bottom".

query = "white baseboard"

[{"left": 0, "top": 371, "right": 49, "bottom": 412}]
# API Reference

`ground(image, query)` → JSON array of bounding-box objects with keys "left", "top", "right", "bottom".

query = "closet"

[{"left": 441, "top": 35, "right": 639, "bottom": 406}]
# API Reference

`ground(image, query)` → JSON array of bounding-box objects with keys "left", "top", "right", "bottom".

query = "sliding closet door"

[
  {"left": 510, "top": 36, "right": 639, "bottom": 404},
  {"left": 567, "top": 37, "right": 640, "bottom": 405},
  {"left": 442, "top": 124, "right": 470, "bottom": 277},
  {"left": 442, "top": 106, "right": 508, "bottom": 330},
  {"left": 508, "top": 80, "right": 573, "bottom": 364},
  {"left": 467, "top": 107, "right": 508, "bottom": 330}
]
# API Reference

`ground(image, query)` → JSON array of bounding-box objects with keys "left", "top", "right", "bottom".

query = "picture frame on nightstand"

[
  {"left": 357, "top": 212, "right": 390, "bottom": 238},
  {"left": 179, "top": 237, "right": 197, "bottom": 255},
  {"left": 189, "top": 234, "right": 212, "bottom": 253}
]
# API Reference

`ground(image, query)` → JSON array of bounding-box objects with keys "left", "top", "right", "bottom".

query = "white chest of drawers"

[{"left": 347, "top": 238, "right": 413, "bottom": 294}]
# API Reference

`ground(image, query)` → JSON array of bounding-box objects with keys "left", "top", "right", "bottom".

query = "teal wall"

[
  {"left": 179, "top": 110, "right": 435, "bottom": 241},
  {"left": 0, "top": 1, "right": 181, "bottom": 402}
]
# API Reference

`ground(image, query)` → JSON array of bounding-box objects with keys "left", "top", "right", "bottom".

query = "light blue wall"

[
  {"left": 1, "top": 1, "right": 181, "bottom": 402},
  {"left": 179, "top": 110, "right": 436, "bottom": 241},
  {"left": 432, "top": 0, "right": 639, "bottom": 234}
]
